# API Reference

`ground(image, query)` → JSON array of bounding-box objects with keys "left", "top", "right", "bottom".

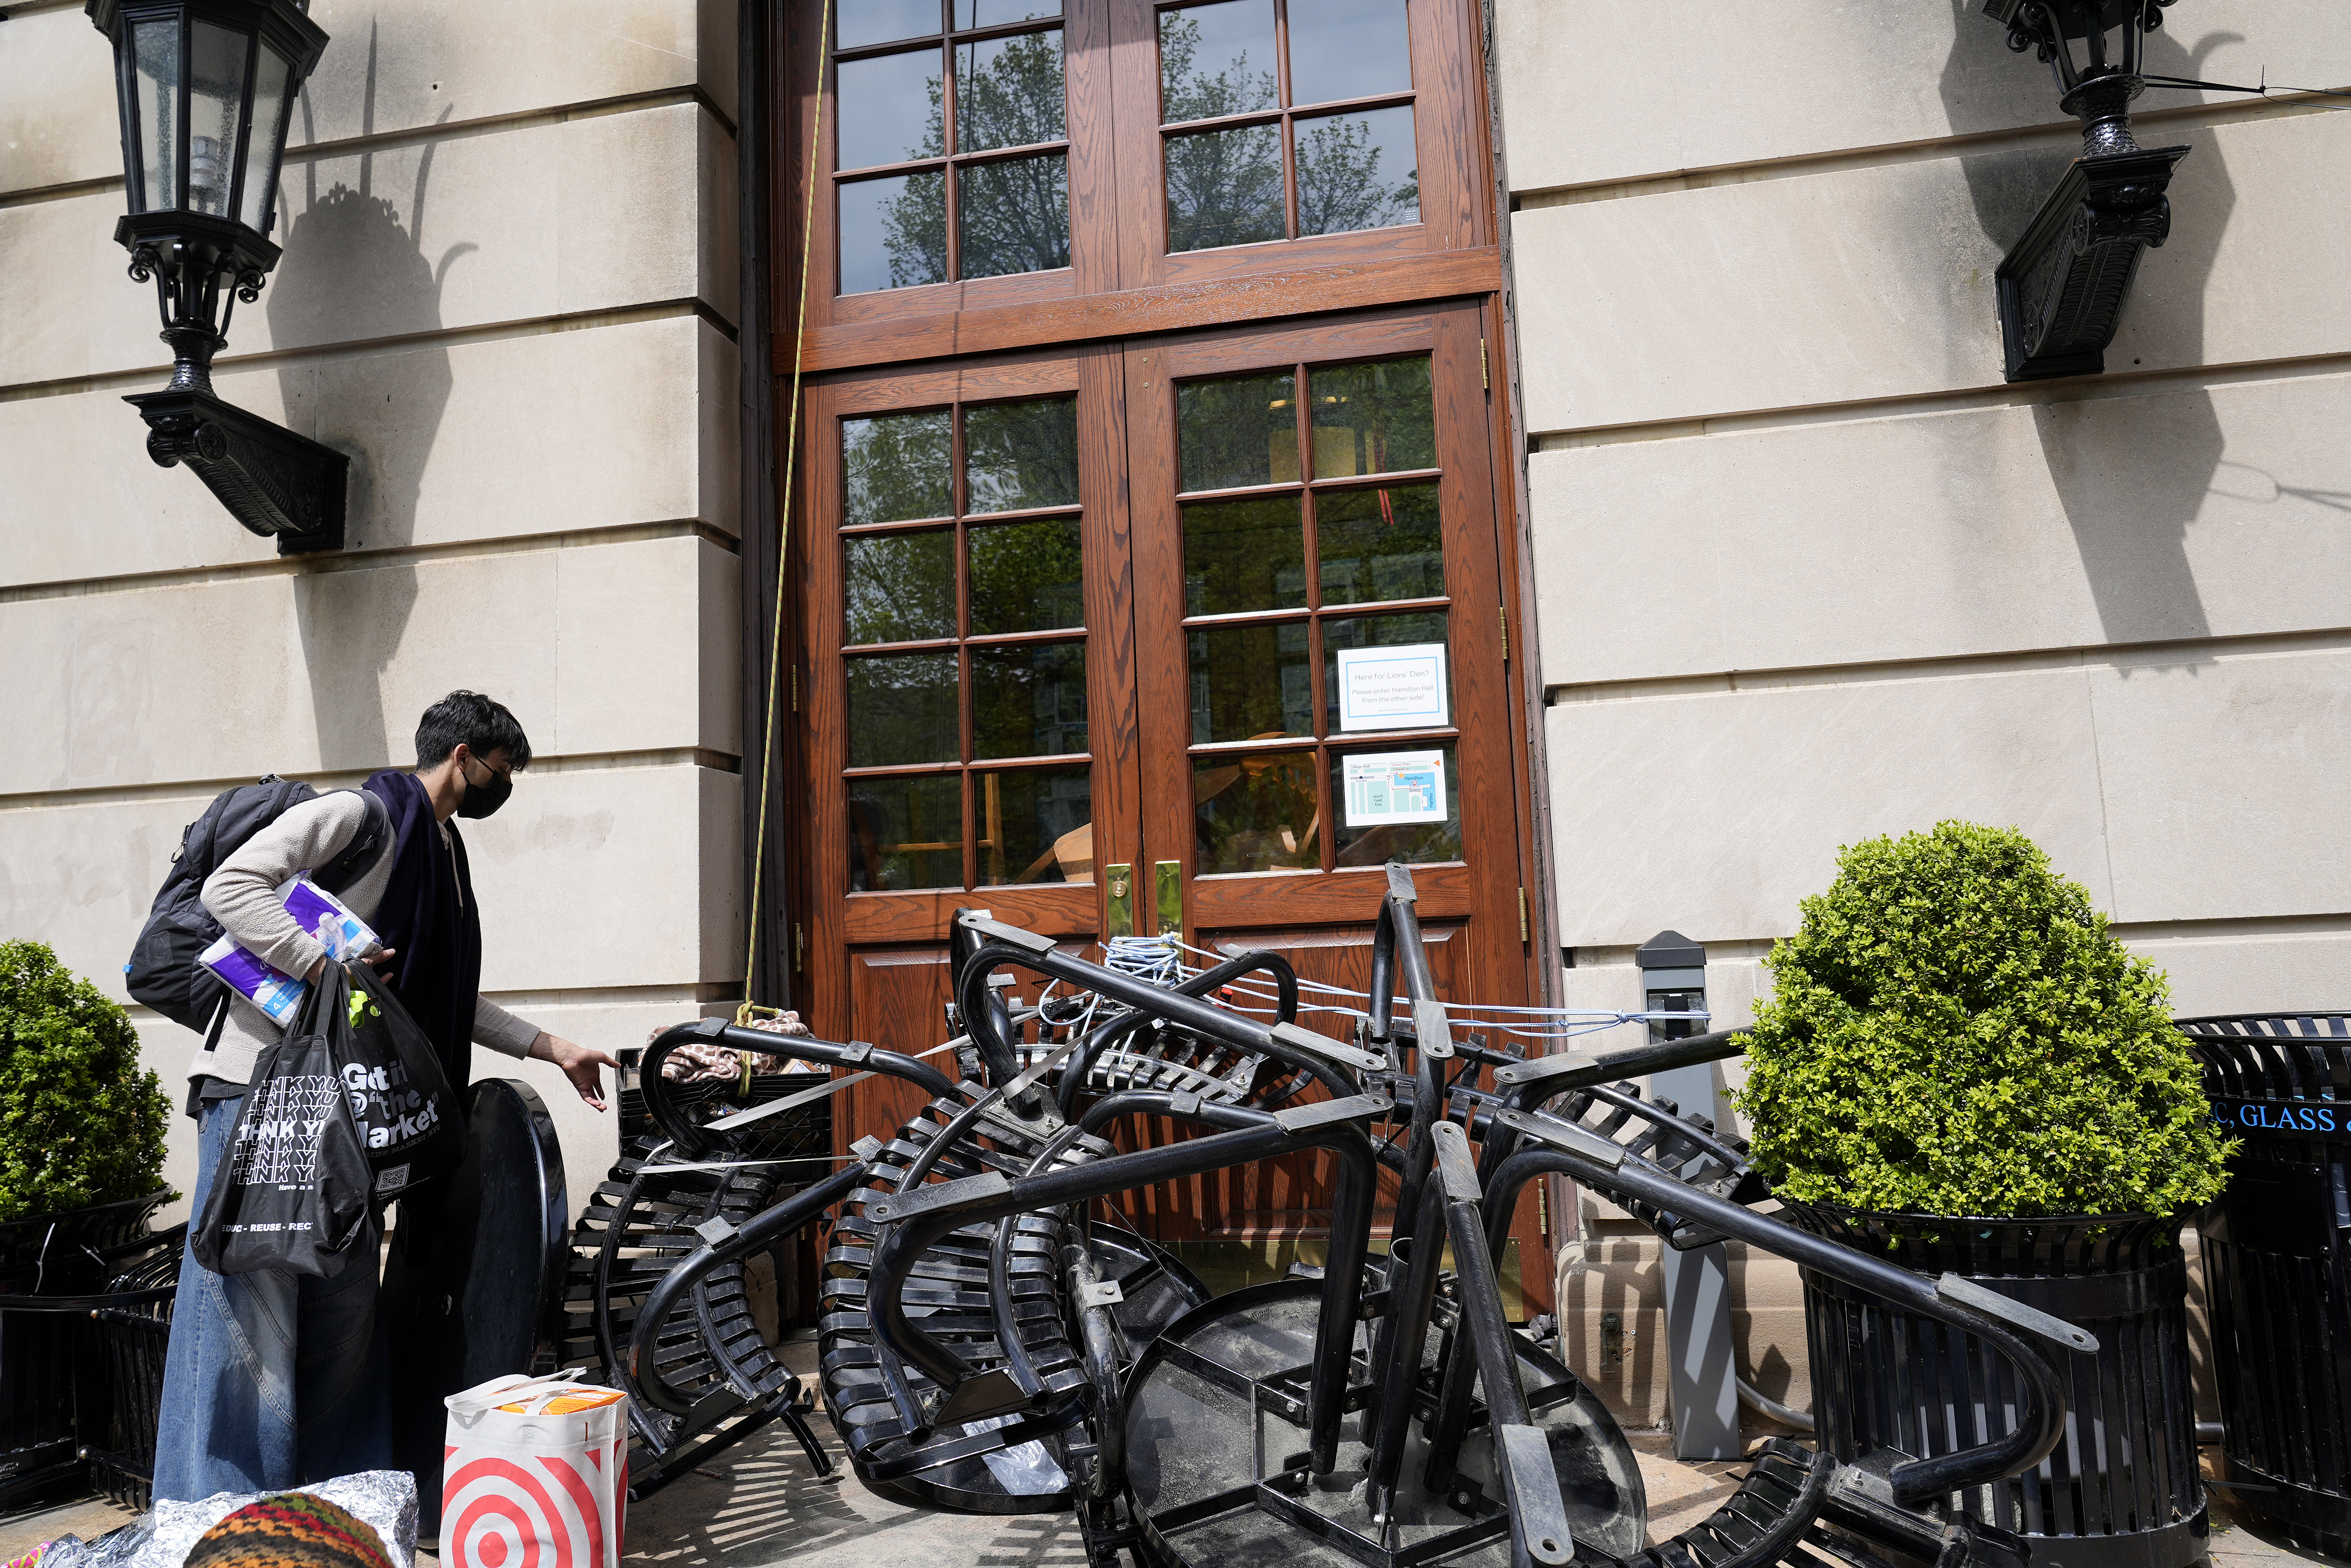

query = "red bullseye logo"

[
  {"left": 443, "top": 1408, "right": 627, "bottom": 1568},
  {"left": 446, "top": 1456, "right": 574, "bottom": 1568}
]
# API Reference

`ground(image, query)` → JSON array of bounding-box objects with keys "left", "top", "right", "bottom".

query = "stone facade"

[
  {"left": 1494, "top": 2, "right": 2351, "bottom": 1427},
  {"left": 0, "top": 0, "right": 747, "bottom": 1221},
  {"left": 3, "top": 0, "right": 2334, "bottom": 1446}
]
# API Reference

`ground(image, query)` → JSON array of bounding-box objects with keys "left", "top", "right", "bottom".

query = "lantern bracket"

[{"left": 124, "top": 387, "right": 348, "bottom": 553}]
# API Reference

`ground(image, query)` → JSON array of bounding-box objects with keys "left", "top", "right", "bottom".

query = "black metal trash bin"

[
  {"left": 1785, "top": 1203, "right": 2206, "bottom": 1568},
  {"left": 0, "top": 1191, "right": 169, "bottom": 1509},
  {"left": 2179, "top": 1011, "right": 2351, "bottom": 1555}
]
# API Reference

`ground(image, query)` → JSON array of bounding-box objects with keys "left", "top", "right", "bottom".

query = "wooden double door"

[{"left": 790, "top": 297, "right": 1546, "bottom": 1306}]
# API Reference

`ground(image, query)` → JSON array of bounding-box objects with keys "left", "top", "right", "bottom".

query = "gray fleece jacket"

[{"left": 192, "top": 791, "right": 539, "bottom": 1087}]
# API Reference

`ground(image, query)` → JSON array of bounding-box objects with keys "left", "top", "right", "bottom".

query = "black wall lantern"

[
  {"left": 1982, "top": 0, "right": 2192, "bottom": 383},
  {"left": 88, "top": 0, "right": 346, "bottom": 553}
]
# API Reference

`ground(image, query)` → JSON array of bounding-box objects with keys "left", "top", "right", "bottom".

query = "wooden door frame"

[{"left": 746, "top": 0, "right": 1561, "bottom": 1291}]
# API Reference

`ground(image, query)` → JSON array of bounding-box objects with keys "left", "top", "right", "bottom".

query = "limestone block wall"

[
  {"left": 0, "top": 0, "right": 747, "bottom": 1224},
  {"left": 1493, "top": 2, "right": 2351, "bottom": 1429}
]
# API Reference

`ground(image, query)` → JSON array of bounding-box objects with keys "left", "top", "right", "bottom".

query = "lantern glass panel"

[
  {"left": 132, "top": 18, "right": 179, "bottom": 211},
  {"left": 187, "top": 21, "right": 249, "bottom": 218},
  {"left": 238, "top": 43, "right": 292, "bottom": 232}
]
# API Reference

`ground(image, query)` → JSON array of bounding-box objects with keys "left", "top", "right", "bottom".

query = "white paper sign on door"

[
  {"left": 1341, "top": 751, "right": 1449, "bottom": 827},
  {"left": 1334, "top": 644, "right": 1449, "bottom": 732}
]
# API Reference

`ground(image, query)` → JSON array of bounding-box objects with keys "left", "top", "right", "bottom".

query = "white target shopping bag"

[{"left": 443, "top": 1371, "right": 629, "bottom": 1568}]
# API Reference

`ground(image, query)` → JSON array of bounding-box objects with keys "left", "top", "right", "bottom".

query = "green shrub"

[
  {"left": 0, "top": 941, "right": 171, "bottom": 1222},
  {"left": 1731, "top": 822, "right": 2231, "bottom": 1218}
]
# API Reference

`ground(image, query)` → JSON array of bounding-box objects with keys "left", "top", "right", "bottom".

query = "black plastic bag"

[
  {"left": 339, "top": 959, "right": 468, "bottom": 1199},
  {"left": 192, "top": 964, "right": 372, "bottom": 1276}
]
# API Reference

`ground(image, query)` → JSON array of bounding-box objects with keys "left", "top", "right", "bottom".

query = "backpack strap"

[{"left": 315, "top": 788, "right": 393, "bottom": 895}]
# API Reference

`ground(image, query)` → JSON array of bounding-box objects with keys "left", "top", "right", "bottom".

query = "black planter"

[
  {"left": 2179, "top": 1011, "right": 2351, "bottom": 1555},
  {"left": 0, "top": 1189, "right": 170, "bottom": 1509},
  {"left": 1783, "top": 1202, "right": 2205, "bottom": 1568}
]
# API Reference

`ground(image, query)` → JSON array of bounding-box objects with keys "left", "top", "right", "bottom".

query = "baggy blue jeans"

[{"left": 151, "top": 1096, "right": 392, "bottom": 1501}]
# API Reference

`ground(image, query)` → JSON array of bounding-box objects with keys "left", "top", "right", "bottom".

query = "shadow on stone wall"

[
  {"left": 269, "top": 20, "right": 472, "bottom": 766},
  {"left": 1938, "top": 4, "right": 2239, "bottom": 653}
]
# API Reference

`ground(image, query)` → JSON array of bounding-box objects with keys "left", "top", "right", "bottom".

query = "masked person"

[{"left": 154, "top": 691, "right": 619, "bottom": 1505}]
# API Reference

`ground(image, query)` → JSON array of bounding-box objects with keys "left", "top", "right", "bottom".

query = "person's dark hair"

[{"left": 415, "top": 690, "right": 532, "bottom": 770}]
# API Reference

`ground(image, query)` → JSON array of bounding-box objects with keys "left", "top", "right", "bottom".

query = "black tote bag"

[
  {"left": 338, "top": 957, "right": 468, "bottom": 1198},
  {"left": 192, "top": 966, "right": 373, "bottom": 1277}
]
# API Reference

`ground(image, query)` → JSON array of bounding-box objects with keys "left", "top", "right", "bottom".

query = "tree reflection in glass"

[
  {"left": 845, "top": 529, "right": 956, "bottom": 644},
  {"left": 971, "top": 641, "right": 1088, "bottom": 759},
  {"left": 971, "top": 517, "right": 1085, "bottom": 635},
  {"left": 845, "top": 652, "right": 959, "bottom": 767},
  {"left": 1182, "top": 496, "right": 1303, "bottom": 616},
  {"left": 844, "top": 410, "right": 952, "bottom": 524},
  {"left": 966, "top": 396, "right": 1078, "bottom": 512},
  {"left": 860, "top": 25, "right": 1070, "bottom": 285},
  {"left": 1176, "top": 370, "right": 1294, "bottom": 492},
  {"left": 1295, "top": 106, "right": 1417, "bottom": 237},
  {"left": 1317, "top": 483, "right": 1443, "bottom": 606},
  {"left": 1310, "top": 356, "right": 1434, "bottom": 476}
]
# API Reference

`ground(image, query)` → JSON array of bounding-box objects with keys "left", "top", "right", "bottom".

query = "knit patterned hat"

[{"left": 183, "top": 1494, "right": 395, "bottom": 1568}]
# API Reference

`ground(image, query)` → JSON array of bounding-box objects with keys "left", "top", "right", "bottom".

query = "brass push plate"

[
  {"left": 1154, "top": 860, "right": 1184, "bottom": 937},
  {"left": 1104, "top": 862, "right": 1135, "bottom": 938}
]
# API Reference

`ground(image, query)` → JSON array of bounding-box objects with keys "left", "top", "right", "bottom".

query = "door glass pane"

[
  {"left": 846, "top": 653, "right": 960, "bottom": 766},
  {"left": 976, "top": 764, "right": 1092, "bottom": 885},
  {"left": 237, "top": 45, "right": 291, "bottom": 232},
  {"left": 1195, "top": 750, "right": 1319, "bottom": 874},
  {"left": 1178, "top": 371, "right": 1295, "bottom": 492},
  {"left": 132, "top": 20, "right": 179, "bottom": 211},
  {"left": 1285, "top": 0, "right": 1411, "bottom": 107},
  {"left": 186, "top": 22, "right": 246, "bottom": 218},
  {"left": 970, "top": 517, "right": 1084, "bottom": 635},
  {"left": 957, "top": 0, "right": 1061, "bottom": 24},
  {"left": 966, "top": 396, "right": 1079, "bottom": 512},
  {"left": 959, "top": 154, "right": 1072, "bottom": 276},
  {"left": 1332, "top": 741, "right": 1460, "bottom": 866},
  {"left": 971, "top": 640, "right": 1088, "bottom": 758},
  {"left": 956, "top": 31, "right": 1065, "bottom": 151},
  {"left": 1164, "top": 124, "right": 1284, "bottom": 253},
  {"left": 1295, "top": 106, "right": 1418, "bottom": 238},
  {"left": 839, "top": 172, "right": 949, "bottom": 293},
  {"left": 1323, "top": 611, "right": 1450, "bottom": 733},
  {"left": 1182, "top": 496, "right": 1303, "bottom": 615},
  {"left": 837, "top": 49, "right": 946, "bottom": 169},
  {"left": 1190, "top": 622, "right": 1311, "bottom": 744},
  {"left": 1317, "top": 483, "right": 1443, "bottom": 605},
  {"left": 845, "top": 530, "right": 956, "bottom": 644},
  {"left": 844, "top": 411, "right": 952, "bottom": 523},
  {"left": 1310, "top": 357, "right": 1435, "bottom": 477},
  {"left": 841, "top": 0, "right": 942, "bottom": 51},
  {"left": 1159, "top": 1, "right": 1278, "bottom": 122},
  {"left": 848, "top": 773, "right": 962, "bottom": 891}
]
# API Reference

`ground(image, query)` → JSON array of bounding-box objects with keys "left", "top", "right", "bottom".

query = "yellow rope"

[{"left": 740, "top": 0, "right": 832, "bottom": 1027}]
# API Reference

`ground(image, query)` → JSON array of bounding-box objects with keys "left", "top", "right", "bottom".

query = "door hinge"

[
  {"left": 790, "top": 662, "right": 798, "bottom": 713},
  {"left": 1517, "top": 887, "right": 1528, "bottom": 944},
  {"left": 1480, "top": 337, "right": 1489, "bottom": 393},
  {"left": 1499, "top": 604, "right": 1509, "bottom": 663},
  {"left": 1537, "top": 1173, "right": 1548, "bottom": 1238},
  {"left": 793, "top": 922, "right": 805, "bottom": 972}
]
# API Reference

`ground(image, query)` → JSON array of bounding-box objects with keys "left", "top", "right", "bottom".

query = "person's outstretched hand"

[{"left": 530, "top": 1032, "right": 620, "bottom": 1110}]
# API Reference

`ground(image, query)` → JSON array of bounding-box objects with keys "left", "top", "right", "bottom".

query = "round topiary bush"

[
  {"left": 0, "top": 940, "right": 171, "bottom": 1222},
  {"left": 1732, "top": 820, "right": 2232, "bottom": 1218}
]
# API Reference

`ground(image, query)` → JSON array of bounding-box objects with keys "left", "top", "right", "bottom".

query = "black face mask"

[{"left": 457, "top": 756, "right": 513, "bottom": 820}]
